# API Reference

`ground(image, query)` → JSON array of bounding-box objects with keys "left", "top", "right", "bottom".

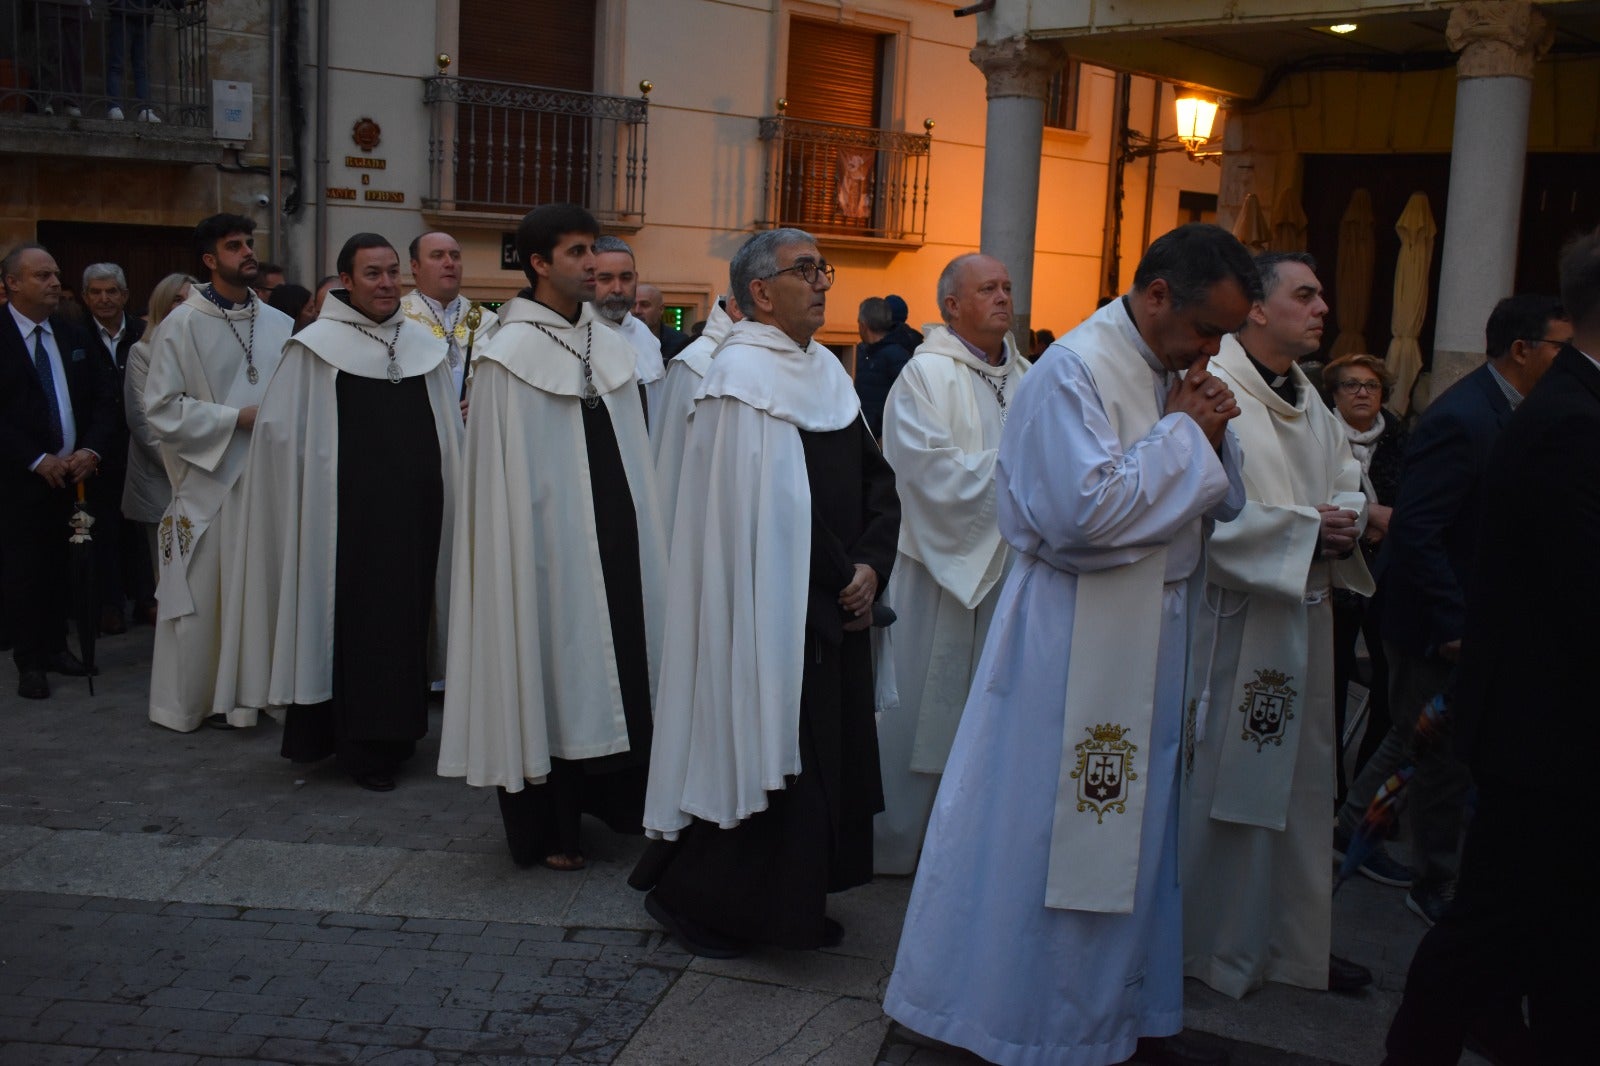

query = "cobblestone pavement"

[
  {"left": 0, "top": 891, "right": 684, "bottom": 1064},
  {"left": 0, "top": 629, "right": 1480, "bottom": 1064}
]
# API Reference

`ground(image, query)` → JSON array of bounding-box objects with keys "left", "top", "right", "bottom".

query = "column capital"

[
  {"left": 969, "top": 36, "right": 1066, "bottom": 101},
  {"left": 1445, "top": 1, "right": 1554, "bottom": 80}
]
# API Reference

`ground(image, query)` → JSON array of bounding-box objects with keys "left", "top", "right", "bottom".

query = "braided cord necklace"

[
  {"left": 975, "top": 365, "right": 1008, "bottom": 424},
  {"left": 342, "top": 319, "right": 406, "bottom": 382},
  {"left": 420, "top": 295, "right": 463, "bottom": 364},
  {"left": 213, "top": 286, "right": 260, "bottom": 384},
  {"left": 531, "top": 322, "right": 599, "bottom": 408}
]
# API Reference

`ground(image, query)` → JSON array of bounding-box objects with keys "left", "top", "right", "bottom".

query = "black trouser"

[
  {"left": 1331, "top": 590, "right": 1391, "bottom": 801},
  {"left": 1, "top": 476, "right": 72, "bottom": 672},
  {"left": 1384, "top": 776, "right": 1589, "bottom": 1065}
]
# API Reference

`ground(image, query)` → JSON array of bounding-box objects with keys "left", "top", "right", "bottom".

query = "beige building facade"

[{"left": 2, "top": 0, "right": 1219, "bottom": 356}]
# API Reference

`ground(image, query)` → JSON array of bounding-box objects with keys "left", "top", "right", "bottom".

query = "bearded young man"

[{"left": 144, "top": 214, "right": 292, "bottom": 732}]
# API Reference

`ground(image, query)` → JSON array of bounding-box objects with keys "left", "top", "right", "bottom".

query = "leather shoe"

[
  {"left": 100, "top": 606, "right": 126, "bottom": 635},
  {"left": 1328, "top": 954, "right": 1373, "bottom": 993},
  {"left": 1131, "top": 1032, "right": 1230, "bottom": 1065},
  {"left": 44, "top": 650, "right": 96, "bottom": 677},
  {"left": 17, "top": 670, "right": 49, "bottom": 699},
  {"left": 354, "top": 773, "right": 396, "bottom": 792}
]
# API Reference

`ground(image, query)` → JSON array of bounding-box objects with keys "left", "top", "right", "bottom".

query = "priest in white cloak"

[
  {"left": 874, "top": 253, "right": 1030, "bottom": 875},
  {"left": 213, "top": 233, "right": 461, "bottom": 793},
  {"left": 647, "top": 292, "right": 739, "bottom": 544},
  {"left": 439, "top": 204, "right": 667, "bottom": 871},
  {"left": 145, "top": 213, "right": 292, "bottom": 733},
  {"left": 400, "top": 230, "right": 500, "bottom": 412},
  {"left": 885, "top": 224, "right": 1257, "bottom": 1066},
  {"left": 635, "top": 228, "right": 900, "bottom": 959},
  {"left": 591, "top": 235, "right": 665, "bottom": 421},
  {"left": 1181, "top": 251, "right": 1375, "bottom": 998}
]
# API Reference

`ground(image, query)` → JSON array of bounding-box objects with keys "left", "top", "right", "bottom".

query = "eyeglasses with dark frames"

[
  {"left": 1335, "top": 380, "right": 1382, "bottom": 395},
  {"left": 760, "top": 259, "right": 836, "bottom": 287}
]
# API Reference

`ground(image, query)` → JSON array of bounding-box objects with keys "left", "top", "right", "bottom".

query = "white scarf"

[{"left": 1335, "top": 409, "right": 1384, "bottom": 478}]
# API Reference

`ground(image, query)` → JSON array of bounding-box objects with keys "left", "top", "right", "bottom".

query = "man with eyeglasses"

[
  {"left": 1337, "top": 293, "right": 1570, "bottom": 938},
  {"left": 1182, "top": 250, "right": 1377, "bottom": 1001},
  {"left": 638, "top": 228, "right": 900, "bottom": 960}
]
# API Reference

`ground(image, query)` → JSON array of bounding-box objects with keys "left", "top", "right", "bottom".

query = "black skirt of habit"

[
  {"left": 496, "top": 396, "right": 654, "bottom": 863},
  {"left": 281, "top": 372, "right": 443, "bottom": 775},
  {"left": 637, "top": 418, "right": 898, "bottom": 949}
]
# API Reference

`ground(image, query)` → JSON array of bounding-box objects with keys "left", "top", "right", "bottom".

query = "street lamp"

[
  {"left": 1174, "top": 94, "right": 1220, "bottom": 158},
  {"left": 1124, "top": 90, "right": 1224, "bottom": 164}
]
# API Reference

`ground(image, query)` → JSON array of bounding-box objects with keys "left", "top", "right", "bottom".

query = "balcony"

[
  {"left": 423, "top": 74, "right": 649, "bottom": 231},
  {"left": 0, "top": 0, "right": 212, "bottom": 163},
  {"left": 757, "top": 113, "right": 932, "bottom": 251}
]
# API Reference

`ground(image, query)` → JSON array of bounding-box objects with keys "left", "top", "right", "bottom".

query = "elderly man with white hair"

[
  {"left": 873, "top": 253, "right": 1030, "bottom": 875},
  {"left": 591, "top": 235, "right": 664, "bottom": 419},
  {"left": 82, "top": 261, "right": 146, "bottom": 634}
]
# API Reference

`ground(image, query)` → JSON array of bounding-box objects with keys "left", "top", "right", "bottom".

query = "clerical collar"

[
  {"left": 1485, "top": 360, "right": 1524, "bottom": 411},
  {"left": 1243, "top": 348, "right": 1298, "bottom": 404},
  {"left": 1577, "top": 345, "right": 1600, "bottom": 377},
  {"left": 201, "top": 284, "right": 245, "bottom": 312}
]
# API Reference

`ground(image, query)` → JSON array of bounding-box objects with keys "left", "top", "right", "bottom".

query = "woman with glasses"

[{"left": 1322, "top": 353, "right": 1406, "bottom": 805}]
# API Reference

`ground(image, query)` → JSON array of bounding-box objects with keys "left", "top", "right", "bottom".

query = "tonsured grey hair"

[
  {"left": 936, "top": 253, "right": 983, "bottom": 323},
  {"left": 83, "top": 262, "right": 128, "bottom": 292},
  {"left": 729, "top": 227, "right": 814, "bottom": 317},
  {"left": 593, "top": 235, "right": 635, "bottom": 259}
]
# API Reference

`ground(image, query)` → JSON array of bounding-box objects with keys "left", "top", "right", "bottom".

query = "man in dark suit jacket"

[
  {"left": 1335, "top": 294, "right": 1570, "bottom": 921},
  {"left": 83, "top": 263, "right": 144, "bottom": 632},
  {"left": 1383, "top": 231, "right": 1600, "bottom": 1066},
  {"left": 0, "top": 243, "right": 120, "bottom": 699}
]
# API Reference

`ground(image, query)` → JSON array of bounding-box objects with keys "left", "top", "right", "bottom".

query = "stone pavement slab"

[{"left": 0, "top": 625, "right": 1494, "bottom": 1064}]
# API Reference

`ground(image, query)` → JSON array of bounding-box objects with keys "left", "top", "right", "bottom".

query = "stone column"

[
  {"left": 971, "top": 36, "right": 1066, "bottom": 353},
  {"left": 1430, "top": 1, "right": 1553, "bottom": 396}
]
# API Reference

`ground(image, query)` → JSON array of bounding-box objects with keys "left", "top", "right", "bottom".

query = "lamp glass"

[{"left": 1174, "top": 95, "right": 1218, "bottom": 149}]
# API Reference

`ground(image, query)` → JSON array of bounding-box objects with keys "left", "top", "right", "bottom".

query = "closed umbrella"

[
  {"left": 1232, "top": 193, "right": 1271, "bottom": 254},
  {"left": 1271, "top": 184, "right": 1308, "bottom": 252},
  {"left": 1384, "top": 192, "right": 1437, "bottom": 416},
  {"left": 1330, "top": 189, "right": 1375, "bottom": 361},
  {"left": 68, "top": 482, "right": 98, "bottom": 695}
]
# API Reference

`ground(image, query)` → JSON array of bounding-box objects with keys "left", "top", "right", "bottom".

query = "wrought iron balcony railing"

[
  {"left": 423, "top": 74, "right": 649, "bottom": 225},
  {"left": 0, "top": 0, "right": 208, "bottom": 127},
  {"left": 757, "top": 113, "right": 932, "bottom": 244}
]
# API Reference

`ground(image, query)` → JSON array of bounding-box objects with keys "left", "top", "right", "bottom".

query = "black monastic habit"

[
  {"left": 281, "top": 372, "right": 443, "bottom": 776},
  {"left": 642, "top": 417, "right": 899, "bottom": 948},
  {"left": 495, "top": 398, "right": 654, "bottom": 863}
]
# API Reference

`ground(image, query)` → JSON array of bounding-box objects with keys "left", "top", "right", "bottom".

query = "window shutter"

[
  {"left": 784, "top": 19, "right": 882, "bottom": 128},
  {"left": 458, "top": 0, "right": 595, "bottom": 90}
]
